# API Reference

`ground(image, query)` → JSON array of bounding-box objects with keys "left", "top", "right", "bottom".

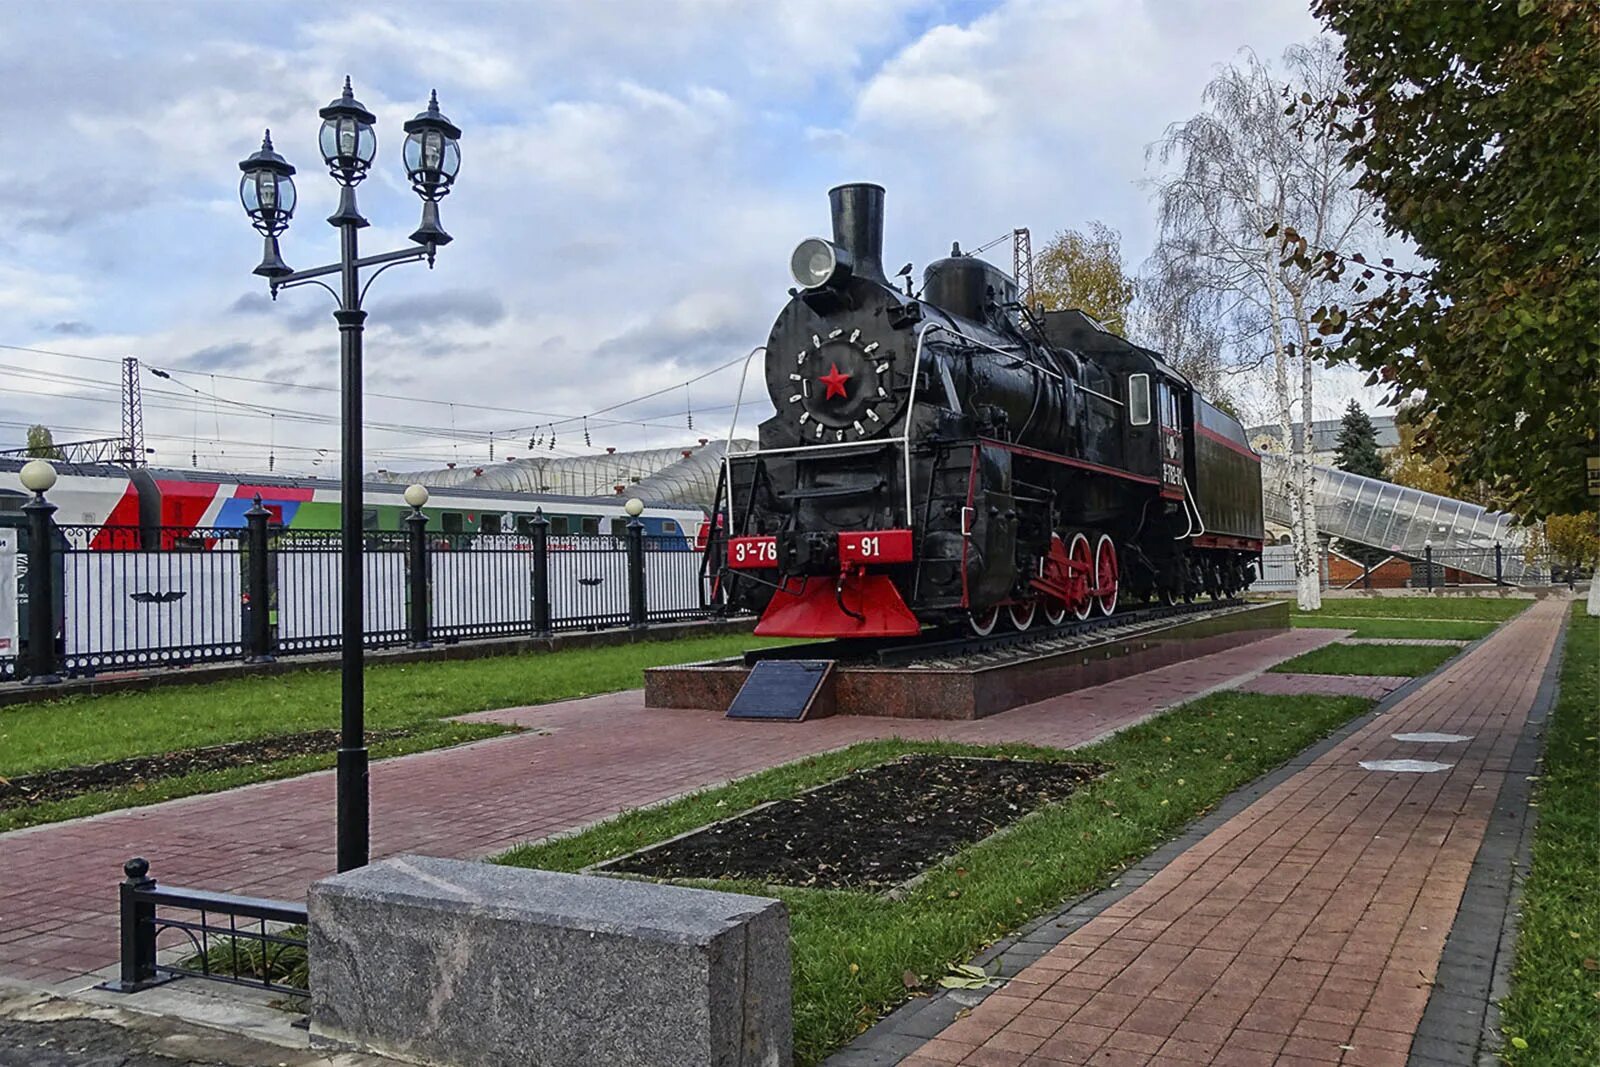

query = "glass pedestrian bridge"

[{"left": 1260, "top": 453, "right": 1531, "bottom": 581}]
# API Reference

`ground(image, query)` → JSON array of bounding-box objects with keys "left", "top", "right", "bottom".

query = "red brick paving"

[
  {"left": 0, "top": 628, "right": 1340, "bottom": 987},
  {"left": 1234, "top": 672, "right": 1411, "bottom": 700},
  {"left": 910, "top": 597, "right": 1564, "bottom": 1067}
]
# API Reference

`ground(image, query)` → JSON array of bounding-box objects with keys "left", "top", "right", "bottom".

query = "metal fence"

[
  {"left": 1254, "top": 542, "right": 1586, "bottom": 594},
  {"left": 1, "top": 514, "right": 720, "bottom": 682}
]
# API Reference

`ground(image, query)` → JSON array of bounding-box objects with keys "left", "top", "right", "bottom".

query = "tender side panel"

[{"left": 1191, "top": 399, "right": 1264, "bottom": 542}]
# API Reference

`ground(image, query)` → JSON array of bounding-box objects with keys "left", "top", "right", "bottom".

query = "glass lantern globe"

[
  {"left": 401, "top": 90, "right": 462, "bottom": 201},
  {"left": 318, "top": 76, "right": 378, "bottom": 184},
  {"left": 237, "top": 130, "right": 297, "bottom": 236}
]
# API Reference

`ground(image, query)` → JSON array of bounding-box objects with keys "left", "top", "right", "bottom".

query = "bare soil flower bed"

[
  {"left": 0, "top": 728, "right": 409, "bottom": 810},
  {"left": 602, "top": 754, "right": 1100, "bottom": 890}
]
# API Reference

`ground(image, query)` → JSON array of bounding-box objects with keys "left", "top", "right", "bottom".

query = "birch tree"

[{"left": 1147, "top": 39, "right": 1376, "bottom": 609}]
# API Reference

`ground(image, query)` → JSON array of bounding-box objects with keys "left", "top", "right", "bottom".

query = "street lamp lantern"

[
  {"left": 18, "top": 459, "right": 57, "bottom": 495},
  {"left": 236, "top": 78, "right": 462, "bottom": 873},
  {"left": 237, "top": 130, "right": 297, "bottom": 278},
  {"left": 402, "top": 90, "right": 462, "bottom": 247},
  {"left": 318, "top": 76, "right": 378, "bottom": 185}
]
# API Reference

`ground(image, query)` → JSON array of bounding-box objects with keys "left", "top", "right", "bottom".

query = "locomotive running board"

[{"left": 725, "top": 659, "right": 836, "bottom": 722}]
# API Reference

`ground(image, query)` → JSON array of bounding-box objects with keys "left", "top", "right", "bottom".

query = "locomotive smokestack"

[{"left": 828, "top": 182, "right": 888, "bottom": 285}]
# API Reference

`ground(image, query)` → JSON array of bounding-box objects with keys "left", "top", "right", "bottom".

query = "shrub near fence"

[{"left": 1, "top": 516, "right": 719, "bottom": 682}]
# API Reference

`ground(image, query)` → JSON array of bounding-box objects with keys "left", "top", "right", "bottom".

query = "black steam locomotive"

[{"left": 715, "top": 183, "right": 1263, "bottom": 638}]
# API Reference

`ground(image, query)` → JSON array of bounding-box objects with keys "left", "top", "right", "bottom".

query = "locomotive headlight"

[{"left": 790, "top": 237, "right": 852, "bottom": 290}]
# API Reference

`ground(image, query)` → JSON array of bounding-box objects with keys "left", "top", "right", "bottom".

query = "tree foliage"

[
  {"left": 25, "top": 424, "right": 62, "bottom": 460},
  {"left": 1032, "top": 222, "right": 1136, "bottom": 331},
  {"left": 1333, "top": 400, "right": 1384, "bottom": 478},
  {"left": 1130, "top": 259, "right": 1236, "bottom": 414},
  {"left": 1543, "top": 512, "right": 1599, "bottom": 568},
  {"left": 1303, "top": 0, "right": 1600, "bottom": 518}
]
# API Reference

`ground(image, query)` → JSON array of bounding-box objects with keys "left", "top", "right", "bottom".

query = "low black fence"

[
  {"left": 1, "top": 503, "right": 722, "bottom": 682},
  {"left": 1255, "top": 542, "right": 1585, "bottom": 593},
  {"left": 106, "top": 857, "right": 308, "bottom": 1001}
]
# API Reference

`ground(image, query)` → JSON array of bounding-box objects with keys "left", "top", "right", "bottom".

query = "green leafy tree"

[
  {"left": 1301, "top": 0, "right": 1600, "bottom": 518},
  {"left": 25, "top": 424, "right": 63, "bottom": 460},
  {"left": 1033, "top": 222, "right": 1136, "bottom": 331},
  {"left": 1333, "top": 400, "right": 1384, "bottom": 478}
]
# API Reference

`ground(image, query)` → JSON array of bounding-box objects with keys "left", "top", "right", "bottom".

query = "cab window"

[
  {"left": 442, "top": 512, "right": 464, "bottom": 535},
  {"left": 581, "top": 516, "right": 600, "bottom": 536},
  {"left": 480, "top": 513, "right": 502, "bottom": 534},
  {"left": 1128, "top": 373, "right": 1151, "bottom": 426},
  {"left": 548, "top": 515, "right": 570, "bottom": 536}
]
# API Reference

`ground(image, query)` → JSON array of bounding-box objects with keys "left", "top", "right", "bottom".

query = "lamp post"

[
  {"left": 18, "top": 460, "right": 60, "bottom": 686},
  {"left": 238, "top": 77, "right": 462, "bottom": 873}
]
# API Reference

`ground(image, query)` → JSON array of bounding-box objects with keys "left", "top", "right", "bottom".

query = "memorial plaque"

[{"left": 726, "top": 659, "right": 835, "bottom": 722}]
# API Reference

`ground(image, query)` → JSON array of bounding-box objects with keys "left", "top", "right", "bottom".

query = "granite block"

[{"left": 308, "top": 855, "right": 791, "bottom": 1067}]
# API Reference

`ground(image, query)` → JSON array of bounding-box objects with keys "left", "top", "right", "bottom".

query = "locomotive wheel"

[
  {"left": 1008, "top": 599, "right": 1037, "bottom": 631},
  {"left": 1094, "top": 534, "right": 1119, "bottom": 616},
  {"left": 1160, "top": 586, "right": 1177, "bottom": 606},
  {"left": 968, "top": 606, "right": 1000, "bottom": 636},
  {"left": 1043, "top": 598, "right": 1067, "bottom": 626},
  {"left": 1068, "top": 533, "right": 1094, "bottom": 620}
]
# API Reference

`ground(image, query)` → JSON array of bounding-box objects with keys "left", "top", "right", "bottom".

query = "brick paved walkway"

[
  {"left": 901, "top": 598, "right": 1564, "bottom": 1067},
  {"left": 0, "top": 629, "right": 1339, "bottom": 987},
  {"left": 1235, "top": 672, "right": 1411, "bottom": 700}
]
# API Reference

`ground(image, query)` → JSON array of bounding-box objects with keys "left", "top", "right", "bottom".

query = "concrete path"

[
  {"left": 897, "top": 597, "right": 1564, "bottom": 1067},
  {"left": 0, "top": 629, "right": 1341, "bottom": 988}
]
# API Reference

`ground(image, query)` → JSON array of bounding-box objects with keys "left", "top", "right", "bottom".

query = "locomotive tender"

[{"left": 718, "top": 183, "right": 1263, "bottom": 638}]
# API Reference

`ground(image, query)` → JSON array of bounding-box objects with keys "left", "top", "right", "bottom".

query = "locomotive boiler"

[{"left": 714, "top": 183, "right": 1263, "bottom": 638}]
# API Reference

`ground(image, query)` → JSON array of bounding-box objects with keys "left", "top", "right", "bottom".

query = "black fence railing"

[
  {"left": 2, "top": 507, "right": 725, "bottom": 683},
  {"left": 1255, "top": 542, "right": 1586, "bottom": 593},
  {"left": 105, "top": 857, "right": 308, "bottom": 1000}
]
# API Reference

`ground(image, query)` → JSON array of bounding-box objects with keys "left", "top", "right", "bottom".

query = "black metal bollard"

[
  {"left": 22, "top": 484, "right": 60, "bottom": 685},
  {"left": 406, "top": 505, "right": 431, "bottom": 648},
  {"left": 626, "top": 518, "right": 647, "bottom": 629},
  {"left": 530, "top": 509, "right": 551, "bottom": 635},
  {"left": 1424, "top": 544, "right": 1435, "bottom": 591},
  {"left": 1494, "top": 542, "right": 1504, "bottom": 586},
  {"left": 114, "top": 857, "right": 160, "bottom": 992},
  {"left": 243, "top": 496, "right": 274, "bottom": 662},
  {"left": 1362, "top": 553, "right": 1372, "bottom": 590}
]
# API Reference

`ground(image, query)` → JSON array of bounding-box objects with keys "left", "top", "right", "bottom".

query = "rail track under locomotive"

[
  {"left": 708, "top": 183, "right": 1265, "bottom": 640},
  {"left": 740, "top": 597, "right": 1250, "bottom": 668}
]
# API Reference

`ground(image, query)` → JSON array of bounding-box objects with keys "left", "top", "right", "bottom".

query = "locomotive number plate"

[
  {"left": 838, "top": 529, "right": 913, "bottom": 564},
  {"left": 727, "top": 536, "right": 779, "bottom": 569}
]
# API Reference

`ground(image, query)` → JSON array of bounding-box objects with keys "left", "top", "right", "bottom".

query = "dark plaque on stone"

[{"left": 726, "top": 660, "right": 835, "bottom": 722}]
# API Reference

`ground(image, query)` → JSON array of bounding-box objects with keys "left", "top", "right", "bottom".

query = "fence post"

[
  {"left": 114, "top": 857, "right": 160, "bottom": 992},
  {"left": 1494, "top": 542, "right": 1504, "bottom": 586},
  {"left": 20, "top": 461, "right": 60, "bottom": 685},
  {"left": 244, "top": 496, "right": 274, "bottom": 662},
  {"left": 626, "top": 514, "right": 647, "bottom": 630},
  {"left": 530, "top": 509, "right": 551, "bottom": 635},
  {"left": 1424, "top": 542, "right": 1435, "bottom": 591},
  {"left": 405, "top": 493, "right": 431, "bottom": 648},
  {"left": 1362, "top": 552, "right": 1372, "bottom": 590}
]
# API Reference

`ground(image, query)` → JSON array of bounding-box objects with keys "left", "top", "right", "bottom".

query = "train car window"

[
  {"left": 581, "top": 516, "right": 600, "bottom": 536},
  {"left": 442, "top": 512, "right": 463, "bottom": 534},
  {"left": 1128, "top": 374, "right": 1151, "bottom": 426},
  {"left": 662, "top": 520, "right": 678, "bottom": 533},
  {"left": 481, "top": 513, "right": 502, "bottom": 534},
  {"left": 362, "top": 508, "right": 380, "bottom": 530},
  {"left": 549, "top": 515, "right": 570, "bottom": 536},
  {"left": 611, "top": 518, "right": 627, "bottom": 538}
]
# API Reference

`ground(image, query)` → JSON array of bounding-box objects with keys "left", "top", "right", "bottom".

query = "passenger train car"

[{"left": 0, "top": 460, "right": 704, "bottom": 548}]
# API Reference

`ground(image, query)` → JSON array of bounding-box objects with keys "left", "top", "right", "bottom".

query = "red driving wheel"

[{"left": 1094, "top": 533, "right": 1119, "bottom": 616}]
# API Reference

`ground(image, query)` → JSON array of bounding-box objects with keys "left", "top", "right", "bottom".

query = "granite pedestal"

[{"left": 308, "top": 855, "right": 791, "bottom": 1067}]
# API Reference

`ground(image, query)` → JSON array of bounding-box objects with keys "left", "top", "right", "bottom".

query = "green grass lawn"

[
  {"left": 1499, "top": 605, "right": 1599, "bottom": 1066},
  {"left": 496, "top": 690, "right": 1374, "bottom": 1065},
  {"left": 1287, "top": 596, "right": 1531, "bottom": 622},
  {"left": 1289, "top": 615, "right": 1497, "bottom": 641},
  {"left": 0, "top": 633, "right": 785, "bottom": 831},
  {"left": 1268, "top": 641, "right": 1460, "bottom": 677}
]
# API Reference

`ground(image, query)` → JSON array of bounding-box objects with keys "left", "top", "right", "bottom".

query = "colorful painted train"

[
  {"left": 0, "top": 460, "right": 704, "bottom": 548},
  {"left": 716, "top": 183, "right": 1264, "bottom": 638}
]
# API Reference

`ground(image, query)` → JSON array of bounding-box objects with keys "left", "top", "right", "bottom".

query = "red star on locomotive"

[
  {"left": 817, "top": 363, "right": 851, "bottom": 400},
  {"left": 716, "top": 183, "right": 1264, "bottom": 640}
]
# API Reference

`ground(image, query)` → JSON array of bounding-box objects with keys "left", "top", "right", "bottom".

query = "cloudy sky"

[{"left": 0, "top": 0, "right": 1369, "bottom": 476}]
